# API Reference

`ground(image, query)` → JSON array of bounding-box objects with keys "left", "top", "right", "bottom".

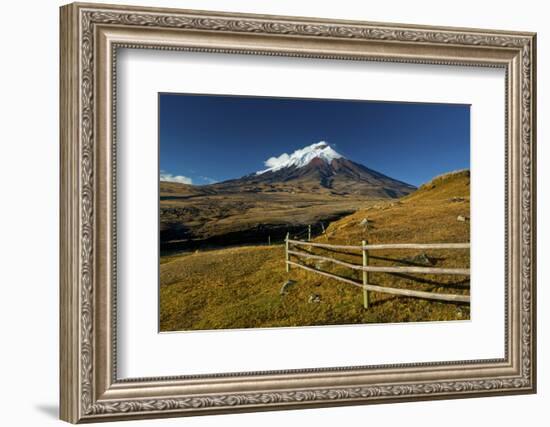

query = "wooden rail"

[
  {"left": 287, "top": 239, "right": 470, "bottom": 251},
  {"left": 287, "top": 249, "right": 470, "bottom": 275},
  {"left": 285, "top": 237, "right": 470, "bottom": 306}
]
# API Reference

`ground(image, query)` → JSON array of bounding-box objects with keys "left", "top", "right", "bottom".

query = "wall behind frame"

[{"left": 0, "top": 1, "right": 545, "bottom": 426}]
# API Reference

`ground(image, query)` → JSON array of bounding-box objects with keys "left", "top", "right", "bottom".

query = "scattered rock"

[
  {"left": 457, "top": 215, "right": 470, "bottom": 222},
  {"left": 315, "top": 260, "right": 327, "bottom": 269},
  {"left": 403, "top": 252, "right": 435, "bottom": 266},
  {"left": 280, "top": 280, "right": 296, "bottom": 296},
  {"left": 359, "top": 218, "right": 370, "bottom": 229},
  {"left": 451, "top": 197, "right": 465, "bottom": 203},
  {"left": 308, "top": 293, "right": 321, "bottom": 304}
]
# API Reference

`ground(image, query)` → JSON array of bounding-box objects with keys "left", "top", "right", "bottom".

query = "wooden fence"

[{"left": 284, "top": 234, "right": 470, "bottom": 307}]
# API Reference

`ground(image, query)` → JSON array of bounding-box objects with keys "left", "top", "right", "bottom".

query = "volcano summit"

[{"left": 216, "top": 141, "right": 416, "bottom": 198}]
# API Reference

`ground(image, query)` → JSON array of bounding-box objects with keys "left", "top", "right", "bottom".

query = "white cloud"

[
  {"left": 257, "top": 141, "right": 343, "bottom": 175},
  {"left": 160, "top": 172, "right": 193, "bottom": 185},
  {"left": 264, "top": 153, "right": 290, "bottom": 169}
]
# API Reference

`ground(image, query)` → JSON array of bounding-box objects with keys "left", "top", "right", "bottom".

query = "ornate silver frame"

[{"left": 60, "top": 2, "right": 537, "bottom": 423}]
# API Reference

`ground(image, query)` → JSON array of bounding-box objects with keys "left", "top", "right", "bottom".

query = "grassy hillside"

[
  {"left": 160, "top": 170, "right": 470, "bottom": 331},
  {"left": 323, "top": 169, "right": 470, "bottom": 245}
]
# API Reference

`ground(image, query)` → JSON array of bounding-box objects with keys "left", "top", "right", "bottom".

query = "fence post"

[
  {"left": 285, "top": 232, "right": 290, "bottom": 272},
  {"left": 308, "top": 224, "right": 311, "bottom": 242},
  {"left": 268, "top": 235, "right": 271, "bottom": 246},
  {"left": 321, "top": 222, "right": 328, "bottom": 241},
  {"left": 362, "top": 240, "right": 369, "bottom": 309}
]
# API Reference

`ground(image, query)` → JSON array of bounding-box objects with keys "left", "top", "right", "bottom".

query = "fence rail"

[
  {"left": 285, "top": 234, "right": 470, "bottom": 307},
  {"left": 287, "top": 239, "right": 470, "bottom": 251},
  {"left": 286, "top": 249, "right": 470, "bottom": 275}
]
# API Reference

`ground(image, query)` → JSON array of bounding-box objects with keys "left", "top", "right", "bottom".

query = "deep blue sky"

[{"left": 159, "top": 93, "right": 470, "bottom": 187}]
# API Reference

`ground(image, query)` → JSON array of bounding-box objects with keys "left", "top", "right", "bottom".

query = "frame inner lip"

[{"left": 108, "top": 41, "right": 512, "bottom": 384}]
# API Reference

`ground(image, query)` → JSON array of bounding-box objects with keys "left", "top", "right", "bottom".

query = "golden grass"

[{"left": 160, "top": 170, "right": 470, "bottom": 331}]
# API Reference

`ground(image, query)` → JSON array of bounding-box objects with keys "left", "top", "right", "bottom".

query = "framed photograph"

[
  {"left": 158, "top": 94, "right": 471, "bottom": 332},
  {"left": 60, "top": 2, "right": 537, "bottom": 423}
]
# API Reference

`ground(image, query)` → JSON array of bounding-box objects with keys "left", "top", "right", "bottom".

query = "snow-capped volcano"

[
  {"left": 257, "top": 141, "right": 343, "bottom": 175},
  {"left": 209, "top": 141, "right": 416, "bottom": 198}
]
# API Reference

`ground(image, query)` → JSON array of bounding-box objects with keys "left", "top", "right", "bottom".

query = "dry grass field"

[{"left": 160, "top": 170, "right": 470, "bottom": 331}]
